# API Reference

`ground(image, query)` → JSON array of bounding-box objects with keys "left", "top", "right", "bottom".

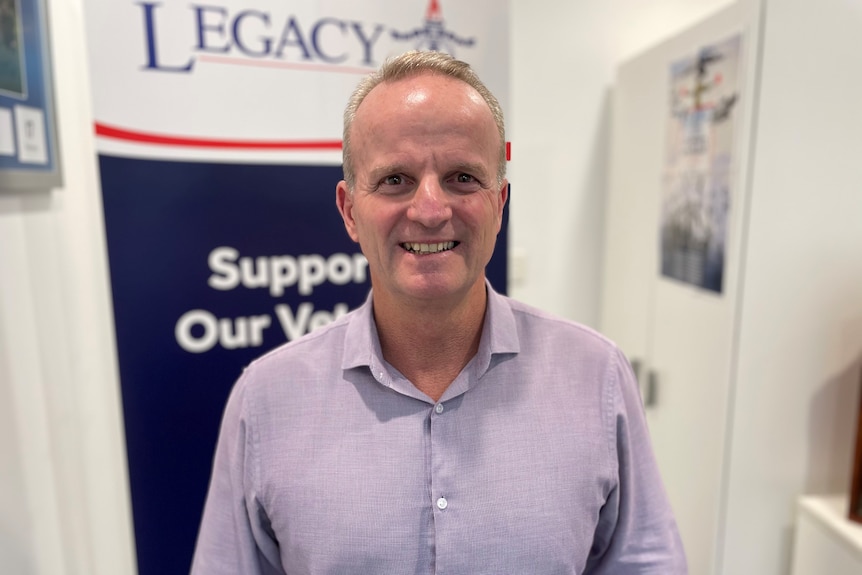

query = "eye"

[
  {"left": 447, "top": 172, "right": 483, "bottom": 193},
  {"left": 375, "top": 173, "right": 413, "bottom": 195}
]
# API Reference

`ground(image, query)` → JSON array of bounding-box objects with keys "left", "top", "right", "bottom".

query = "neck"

[{"left": 373, "top": 281, "right": 487, "bottom": 401}]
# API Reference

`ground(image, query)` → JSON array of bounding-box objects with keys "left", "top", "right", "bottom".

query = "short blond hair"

[{"left": 342, "top": 50, "right": 506, "bottom": 190}]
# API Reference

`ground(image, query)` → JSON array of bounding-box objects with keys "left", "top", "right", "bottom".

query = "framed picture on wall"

[
  {"left": 850, "top": 374, "right": 862, "bottom": 524},
  {"left": 0, "top": 0, "right": 62, "bottom": 191}
]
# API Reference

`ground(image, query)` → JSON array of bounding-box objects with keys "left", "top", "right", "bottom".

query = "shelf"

[{"left": 791, "top": 495, "right": 862, "bottom": 575}]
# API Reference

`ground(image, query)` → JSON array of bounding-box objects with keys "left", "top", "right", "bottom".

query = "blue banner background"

[{"left": 100, "top": 154, "right": 508, "bottom": 574}]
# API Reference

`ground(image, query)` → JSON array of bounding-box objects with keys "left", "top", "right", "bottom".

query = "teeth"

[{"left": 403, "top": 241, "right": 456, "bottom": 254}]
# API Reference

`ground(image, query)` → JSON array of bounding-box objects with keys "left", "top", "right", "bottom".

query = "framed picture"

[
  {"left": 0, "top": 0, "right": 61, "bottom": 190},
  {"left": 850, "top": 374, "right": 862, "bottom": 524}
]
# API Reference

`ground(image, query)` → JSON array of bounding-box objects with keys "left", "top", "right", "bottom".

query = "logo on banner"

[
  {"left": 140, "top": 0, "right": 476, "bottom": 74},
  {"left": 390, "top": 0, "right": 474, "bottom": 54}
]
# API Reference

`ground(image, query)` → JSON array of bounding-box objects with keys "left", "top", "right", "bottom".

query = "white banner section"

[{"left": 86, "top": 0, "right": 509, "bottom": 164}]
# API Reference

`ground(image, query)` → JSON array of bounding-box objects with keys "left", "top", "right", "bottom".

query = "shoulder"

[
  {"left": 501, "top": 294, "right": 621, "bottom": 359},
  {"left": 254, "top": 309, "right": 352, "bottom": 367},
  {"left": 233, "top": 305, "right": 361, "bottom": 399},
  {"left": 488, "top": 293, "right": 634, "bottom": 406}
]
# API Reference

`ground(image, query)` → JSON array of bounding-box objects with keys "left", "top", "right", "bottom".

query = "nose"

[{"left": 407, "top": 176, "right": 452, "bottom": 228}]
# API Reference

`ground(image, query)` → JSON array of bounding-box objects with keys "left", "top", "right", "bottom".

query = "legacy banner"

[{"left": 84, "top": 1, "right": 509, "bottom": 574}]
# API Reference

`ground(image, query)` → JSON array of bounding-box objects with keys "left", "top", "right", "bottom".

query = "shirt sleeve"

[
  {"left": 584, "top": 347, "right": 688, "bottom": 574},
  {"left": 190, "top": 370, "right": 286, "bottom": 575}
]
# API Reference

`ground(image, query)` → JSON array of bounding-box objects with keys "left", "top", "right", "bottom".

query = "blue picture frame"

[{"left": 0, "top": 0, "right": 61, "bottom": 190}]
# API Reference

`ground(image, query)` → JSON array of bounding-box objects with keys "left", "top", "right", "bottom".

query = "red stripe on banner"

[
  {"left": 94, "top": 123, "right": 343, "bottom": 150},
  {"left": 506, "top": 141, "right": 511, "bottom": 161}
]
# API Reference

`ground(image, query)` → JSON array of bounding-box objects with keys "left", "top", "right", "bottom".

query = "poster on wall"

[
  {"left": 660, "top": 34, "right": 742, "bottom": 293},
  {"left": 83, "top": 1, "right": 508, "bottom": 574},
  {"left": 0, "top": 0, "right": 61, "bottom": 189}
]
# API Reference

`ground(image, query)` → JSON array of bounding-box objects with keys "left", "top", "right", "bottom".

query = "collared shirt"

[{"left": 192, "top": 286, "right": 687, "bottom": 574}]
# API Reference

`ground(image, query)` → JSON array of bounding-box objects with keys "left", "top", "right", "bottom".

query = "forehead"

[
  {"left": 366, "top": 70, "right": 478, "bottom": 100},
  {"left": 356, "top": 72, "right": 493, "bottom": 130},
  {"left": 351, "top": 73, "right": 499, "bottom": 162}
]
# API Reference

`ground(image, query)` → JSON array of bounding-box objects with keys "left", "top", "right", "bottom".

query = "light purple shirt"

[{"left": 192, "top": 286, "right": 687, "bottom": 574}]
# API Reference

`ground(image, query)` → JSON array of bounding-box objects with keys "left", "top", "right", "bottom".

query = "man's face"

[{"left": 336, "top": 72, "right": 508, "bottom": 306}]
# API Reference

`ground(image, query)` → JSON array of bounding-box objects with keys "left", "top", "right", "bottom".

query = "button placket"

[{"left": 430, "top": 399, "right": 453, "bottom": 526}]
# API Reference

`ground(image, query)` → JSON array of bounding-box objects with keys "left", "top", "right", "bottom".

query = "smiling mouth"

[{"left": 401, "top": 241, "right": 458, "bottom": 254}]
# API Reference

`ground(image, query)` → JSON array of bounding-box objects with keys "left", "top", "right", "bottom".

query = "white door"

[{"left": 600, "top": 4, "right": 761, "bottom": 574}]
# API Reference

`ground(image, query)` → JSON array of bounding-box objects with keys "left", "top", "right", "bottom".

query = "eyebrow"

[
  {"left": 368, "top": 164, "right": 405, "bottom": 181},
  {"left": 367, "top": 161, "right": 491, "bottom": 182},
  {"left": 449, "top": 162, "right": 490, "bottom": 179}
]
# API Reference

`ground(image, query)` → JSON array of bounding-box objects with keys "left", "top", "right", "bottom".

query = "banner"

[{"left": 84, "top": 1, "right": 509, "bottom": 574}]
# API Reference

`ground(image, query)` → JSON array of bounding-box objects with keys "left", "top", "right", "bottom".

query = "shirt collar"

[
  {"left": 341, "top": 289, "right": 382, "bottom": 372},
  {"left": 340, "top": 280, "right": 521, "bottom": 376}
]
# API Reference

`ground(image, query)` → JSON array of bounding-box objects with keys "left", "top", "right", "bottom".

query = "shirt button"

[
  {"left": 434, "top": 403, "right": 444, "bottom": 414},
  {"left": 436, "top": 497, "right": 448, "bottom": 510}
]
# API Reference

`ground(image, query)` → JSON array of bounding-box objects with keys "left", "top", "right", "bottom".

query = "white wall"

[
  {"left": 0, "top": 0, "right": 136, "bottom": 573},
  {"left": 509, "top": 0, "right": 735, "bottom": 327},
  {"left": 720, "top": 0, "right": 862, "bottom": 573}
]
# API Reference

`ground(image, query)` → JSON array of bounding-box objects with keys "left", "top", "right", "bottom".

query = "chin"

[{"left": 398, "top": 275, "right": 479, "bottom": 302}]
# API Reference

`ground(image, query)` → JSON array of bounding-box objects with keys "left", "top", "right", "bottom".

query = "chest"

[{"left": 254, "top": 385, "right": 615, "bottom": 574}]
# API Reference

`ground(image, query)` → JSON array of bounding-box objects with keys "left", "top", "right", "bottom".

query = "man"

[{"left": 192, "top": 50, "right": 686, "bottom": 574}]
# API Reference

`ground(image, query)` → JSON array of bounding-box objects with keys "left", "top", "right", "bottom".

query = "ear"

[
  {"left": 495, "top": 179, "right": 509, "bottom": 232},
  {"left": 336, "top": 180, "right": 360, "bottom": 243}
]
